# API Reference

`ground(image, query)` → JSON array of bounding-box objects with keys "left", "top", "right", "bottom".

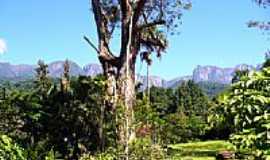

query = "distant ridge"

[
  {"left": 0, "top": 61, "right": 103, "bottom": 79},
  {"left": 0, "top": 61, "right": 261, "bottom": 89}
]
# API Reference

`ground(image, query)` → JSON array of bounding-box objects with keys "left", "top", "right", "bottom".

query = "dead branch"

[{"left": 83, "top": 36, "right": 100, "bottom": 54}]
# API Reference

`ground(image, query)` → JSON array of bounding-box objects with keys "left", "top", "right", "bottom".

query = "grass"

[
  {"left": 169, "top": 156, "right": 215, "bottom": 160},
  {"left": 167, "top": 140, "right": 235, "bottom": 160}
]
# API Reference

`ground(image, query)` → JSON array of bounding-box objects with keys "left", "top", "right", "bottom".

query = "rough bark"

[{"left": 98, "top": 101, "right": 105, "bottom": 152}]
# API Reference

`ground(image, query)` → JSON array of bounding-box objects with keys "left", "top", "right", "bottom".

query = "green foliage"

[
  {"left": 197, "top": 81, "right": 229, "bottom": 98},
  {"left": 162, "top": 112, "right": 190, "bottom": 143},
  {"left": 0, "top": 135, "right": 26, "bottom": 160},
  {"left": 134, "top": 97, "right": 165, "bottom": 142},
  {"left": 216, "top": 67, "right": 270, "bottom": 158},
  {"left": 129, "top": 138, "right": 166, "bottom": 160},
  {"left": 137, "top": 80, "right": 212, "bottom": 144},
  {"left": 149, "top": 87, "right": 176, "bottom": 115},
  {"left": 44, "top": 149, "right": 55, "bottom": 160},
  {"left": 80, "top": 137, "right": 166, "bottom": 160},
  {"left": 0, "top": 60, "right": 219, "bottom": 159},
  {"left": 206, "top": 94, "right": 235, "bottom": 139},
  {"left": 79, "top": 148, "right": 117, "bottom": 160},
  {"left": 175, "top": 80, "right": 210, "bottom": 117},
  {"left": 41, "top": 75, "right": 114, "bottom": 159},
  {"left": 163, "top": 81, "right": 210, "bottom": 143},
  {"left": 232, "top": 69, "right": 250, "bottom": 83},
  {"left": 35, "top": 60, "right": 52, "bottom": 97},
  {"left": 0, "top": 73, "right": 114, "bottom": 159}
]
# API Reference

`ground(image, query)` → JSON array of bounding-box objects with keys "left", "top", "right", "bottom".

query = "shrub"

[
  {"left": 129, "top": 138, "right": 166, "bottom": 160},
  {"left": 0, "top": 134, "right": 26, "bottom": 160},
  {"left": 79, "top": 148, "right": 117, "bottom": 160}
]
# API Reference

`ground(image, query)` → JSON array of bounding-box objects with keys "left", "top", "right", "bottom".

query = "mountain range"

[{"left": 0, "top": 61, "right": 261, "bottom": 89}]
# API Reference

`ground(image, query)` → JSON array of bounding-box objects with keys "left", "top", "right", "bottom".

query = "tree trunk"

[
  {"left": 116, "top": 61, "right": 136, "bottom": 159},
  {"left": 116, "top": 6, "right": 137, "bottom": 159},
  {"left": 90, "top": 1, "right": 138, "bottom": 158},
  {"left": 147, "top": 64, "right": 150, "bottom": 99},
  {"left": 98, "top": 100, "right": 105, "bottom": 152},
  {"left": 101, "top": 57, "right": 136, "bottom": 158}
]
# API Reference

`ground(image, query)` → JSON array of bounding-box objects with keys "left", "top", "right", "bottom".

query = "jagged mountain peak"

[
  {"left": 48, "top": 60, "right": 84, "bottom": 77},
  {"left": 0, "top": 61, "right": 262, "bottom": 88},
  {"left": 192, "top": 64, "right": 258, "bottom": 84},
  {"left": 83, "top": 63, "right": 103, "bottom": 76}
]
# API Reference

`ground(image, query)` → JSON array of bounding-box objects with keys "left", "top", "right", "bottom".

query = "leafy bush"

[
  {"left": 79, "top": 148, "right": 117, "bottom": 160},
  {"left": 79, "top": 138, "right": 166, "bottom": 160},
  {"left": 0, "top": 135, "right": 26, "bottom": 160},
  {"left": 217, "top": 68, "right": 270, "bottom": 159},
  {"left": 45, "top": 149, "right": 56, "bottom": 160},
  {"left": 129, "top": 138, "right": 166, "bottom": 160},
  {"left": 206, "top": 95, "right": 235, "bottom": 140}
]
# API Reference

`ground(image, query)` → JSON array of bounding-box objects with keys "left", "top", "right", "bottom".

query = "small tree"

[
  {"left": 35, "top": 60, "right": 52, "bottom": 98},
  {"left": 0, "top": 135, "right": 26, "bottom": 160},
  {"left": 60, "top": 59, "right": 70, "bottom": 93}
]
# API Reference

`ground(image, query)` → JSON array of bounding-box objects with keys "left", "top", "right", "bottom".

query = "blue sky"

[{"left": 0, "top": 0, "right": 269, "bottom": 79}]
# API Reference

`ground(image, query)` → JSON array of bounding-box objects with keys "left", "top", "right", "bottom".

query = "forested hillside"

[{"left": 0, "top": 60, "right": 214, "bottom": 159}]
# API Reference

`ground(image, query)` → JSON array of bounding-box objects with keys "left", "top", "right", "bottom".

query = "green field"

[{"left": 168, "top": 140, "right": 235, "bottom": 160}]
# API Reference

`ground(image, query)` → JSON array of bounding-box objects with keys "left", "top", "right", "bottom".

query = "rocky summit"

[{"left": 0, "top": 61, "right": 261, "bottom": 88}]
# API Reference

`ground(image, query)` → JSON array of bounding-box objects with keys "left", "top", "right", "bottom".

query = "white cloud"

[{"left": 0, "top": 39, "right": 7, "bottom": 55}]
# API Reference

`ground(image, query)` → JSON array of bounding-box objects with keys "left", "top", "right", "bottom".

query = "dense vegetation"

[
  {"left": 2, "top": 57, "right": 270, "bottom": 159},
  {"left": 208, "top": 57, "right": 270, "bottom": 159},
  {"left": 0, "top": 59, "right": 228, "bottom": 159}
]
